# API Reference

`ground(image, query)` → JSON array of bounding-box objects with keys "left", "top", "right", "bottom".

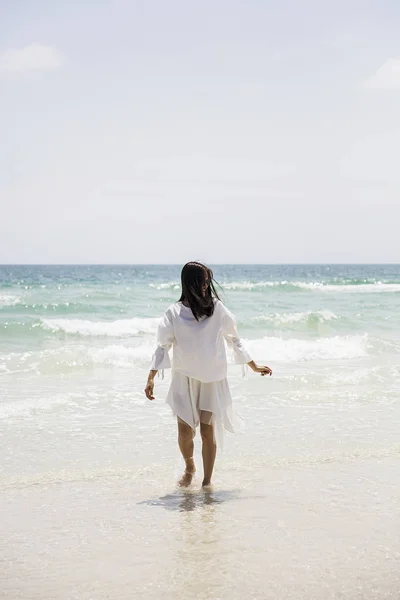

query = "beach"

[{"left": 1, "top": 264, "right": 399, "bottom": 599}]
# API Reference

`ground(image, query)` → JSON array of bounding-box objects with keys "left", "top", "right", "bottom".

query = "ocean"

[{"left": 1, "top": 264, "right": 399, "bottom": 599}]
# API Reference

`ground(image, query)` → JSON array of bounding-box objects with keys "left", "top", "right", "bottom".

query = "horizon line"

[{"left": 1, "top": 262, "right": 400, "bottom": 267}]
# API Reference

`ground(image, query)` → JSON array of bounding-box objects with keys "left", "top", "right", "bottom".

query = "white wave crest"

[
  {"left": 0, "top": 343, "right": 155, "bottom": 374},
  {"left": 0, "top": 294, "right": 21, "bottom": 307},
  {"left": 253, "top": 310, "right": 338, "bottom": 325},
  {"left": 58, "top": 334, "right": 371, "bottom": 367},
  {"left": 0, "top": 334, "right": 374, "bottom": 375},
  {"left": 40, "top": 317, "right": 159, "bottom": 337},
  {"left": 88, "top": 344, "right": 154, "bottom": 367},
  {"left": 245, "top": 334, "right": 369, "bottom": 362},
  {"left": 294, "top": 282, "right": 400, "bottom": 293},
  {"left": 221, "top": 281, "right": 279, "bottom": 290},
  {"left": 149, "top": 282, "right": 180, "bottom": 290},
  {"left": 217, "top": 281, "right": 400, "bottom": 293}
]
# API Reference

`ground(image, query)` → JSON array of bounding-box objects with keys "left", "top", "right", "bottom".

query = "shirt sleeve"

[
  {"left": 221, "top": 305, "right": 252, "bottom": 365},
  {"left": 150, "top": 311, "right": 174, "bottom": 371}
]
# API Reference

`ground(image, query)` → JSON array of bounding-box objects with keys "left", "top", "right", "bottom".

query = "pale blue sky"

[{"left": 1, "top": 0, "right": 400, "bottom": 263}]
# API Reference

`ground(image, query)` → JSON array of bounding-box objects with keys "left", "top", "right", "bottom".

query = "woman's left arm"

[{"left": 145, "top": 311, "right": 175, "bottom": 400}]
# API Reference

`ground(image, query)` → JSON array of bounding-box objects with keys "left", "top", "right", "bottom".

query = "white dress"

[{"left": 150, "top": 300, "right": 252, "bottom": 447}]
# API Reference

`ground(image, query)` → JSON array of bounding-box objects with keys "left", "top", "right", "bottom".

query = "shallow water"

[{"left": 1, "top": 264, "right": 400, "bottom": 598}]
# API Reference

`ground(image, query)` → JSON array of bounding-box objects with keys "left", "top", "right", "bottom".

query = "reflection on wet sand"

[{"left": 138, "top": 488, "right": 240, "bottom": 512}]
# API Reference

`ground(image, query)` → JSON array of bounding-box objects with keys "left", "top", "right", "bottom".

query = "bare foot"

[
  {"left": 178, "top": 471, "right": 195, "bottom": 487},
  {"left": 178, "top": 459, "right": 195, "bottom": 487},
  {"left": 202, "top": 479, "right": 213, "bottom": 488}
]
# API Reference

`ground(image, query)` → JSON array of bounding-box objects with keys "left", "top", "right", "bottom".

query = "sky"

[{"left": 1, "top": 0, "right": 400, "bottom": 264}]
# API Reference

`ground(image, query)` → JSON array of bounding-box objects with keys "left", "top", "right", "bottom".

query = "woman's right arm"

[{"left": 222, "top": 304, "right": 272, "bottom": 376}]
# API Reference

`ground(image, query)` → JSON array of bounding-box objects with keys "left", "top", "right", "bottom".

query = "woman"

[{"left": 144, "top": 261, "right": 272, "bottom": 488}]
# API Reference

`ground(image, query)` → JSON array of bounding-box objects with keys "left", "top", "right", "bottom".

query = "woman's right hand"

[{"left": 249, "top": 362, "right": 273, "bottom": 376}]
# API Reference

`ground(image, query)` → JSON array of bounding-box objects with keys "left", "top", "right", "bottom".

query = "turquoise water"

[
  {"left": 1, "top": 265, "right": 400, "bottom": 599},
  {"left": 1, "top": 263, "right": 400, "bottom": 370}
]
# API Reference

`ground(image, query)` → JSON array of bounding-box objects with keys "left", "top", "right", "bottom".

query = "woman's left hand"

[{"left": 144, "top": 379, "right": 155, "bottom": 400}]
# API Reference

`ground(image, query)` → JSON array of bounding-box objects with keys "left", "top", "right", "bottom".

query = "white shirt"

[{"left": 150, "top": 300, "right": 252, "bottom": 382}]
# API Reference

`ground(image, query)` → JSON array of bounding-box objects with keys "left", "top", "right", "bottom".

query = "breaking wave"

[
  {"left": 0, "top": 334, "right": 376, "bottom": 376},
  {"left": 0, "top": 294, "right": 21, "bottom": 307},
  {"left": 40, "top": 317, "right": 159, "bottom": 337},
  {"left": 252, "top": 310, "right": 338, "bottom": 326},
  {"left": 221, "top": 281, "right": 400, "bottom": 293}
]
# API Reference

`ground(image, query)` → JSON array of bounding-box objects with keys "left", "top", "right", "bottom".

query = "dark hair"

[{"left": 179, "top": 261, "right": 221, "bottom": 321}]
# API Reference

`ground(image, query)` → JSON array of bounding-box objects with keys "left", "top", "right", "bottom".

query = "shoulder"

[
  {"left": 214, "top": 300, "right": 236, "bottom": 322},
  {"left": 214, "top": 299, "right": 229, "bottom": 311},
  {"left": 164, "top": 302, "right": 181, "bottom": 320},
  {"left": 214, "top": 299, "right": 231, "bottom": 318}
]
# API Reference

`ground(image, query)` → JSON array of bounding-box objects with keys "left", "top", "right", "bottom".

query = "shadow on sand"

[{"left": 138, "top": 488, "right": 242, "bottom": 512}]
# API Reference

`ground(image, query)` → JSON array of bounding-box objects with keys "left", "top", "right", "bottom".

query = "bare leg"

[
  {"left": 177, "top": 418, "right": 196, "bottom": 487},
  {"left": 200, "top": 414, "right": 216, "bottom": 487}
]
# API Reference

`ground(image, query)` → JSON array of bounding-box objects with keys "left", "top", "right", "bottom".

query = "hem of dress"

[
  {"left": 166, "top": 403, "right": 236, "bottom": 452},
  {"left": 170, "top": 367, "right": 229, "bottom": 384},
  {"left": 165, "top": 375, "right": 239, "bottom": 451}
]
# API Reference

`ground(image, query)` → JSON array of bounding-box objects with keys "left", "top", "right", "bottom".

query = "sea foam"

[
  {"left": 253, "top": 310, "right": 338, "bottom": 326},
  {"left": 220, "top": 281, "right": 400, "bottom": 293},
  {"left": 0, "top": 334, "right": 371, "bottom": 375},
  {"left": 40, "top": 317, "right": 159, "bottom": 337},
  {"left": 0, "top": 294, "right": 21, "bottom": 307},
  {"left": 246, "top": 334, "right": 369, "bottom": 362}
]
